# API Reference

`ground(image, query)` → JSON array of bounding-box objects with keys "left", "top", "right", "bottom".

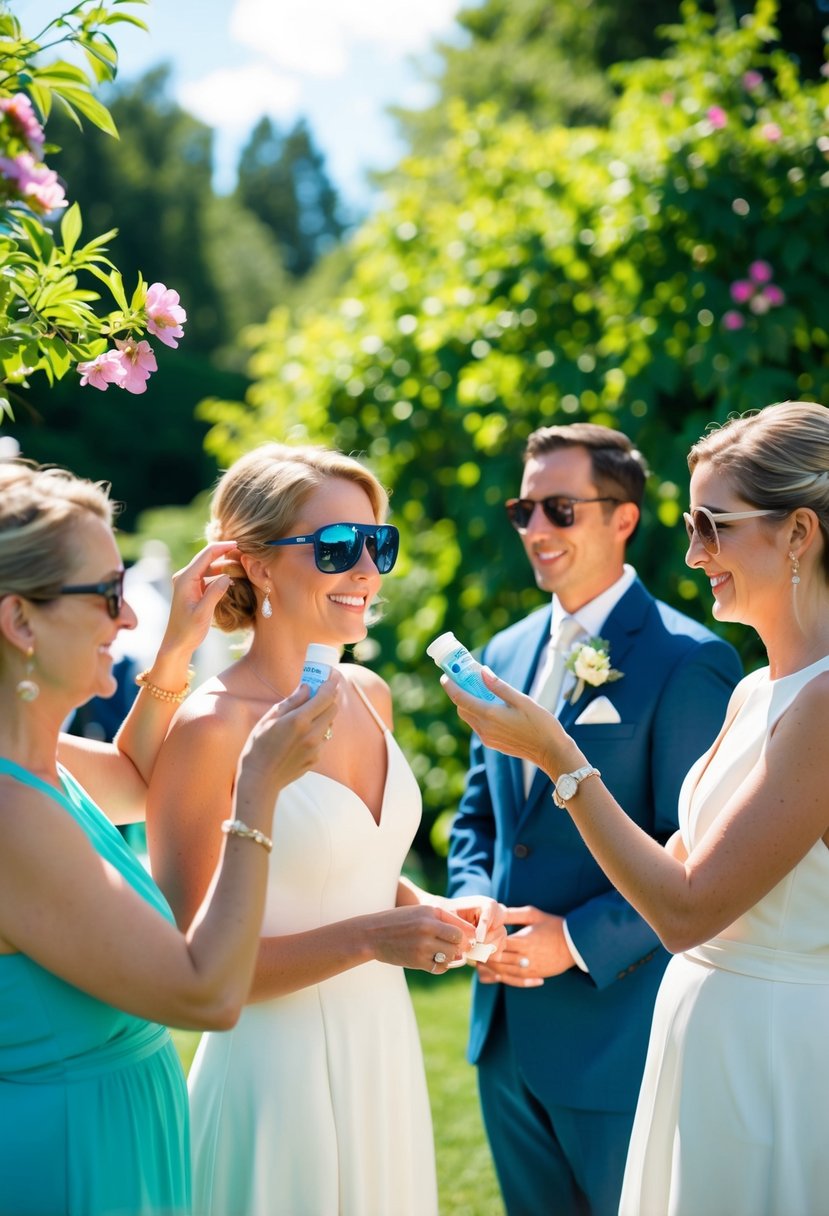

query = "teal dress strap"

[{"left": 0, "top": 756, "right": 174, "bottom": 922}]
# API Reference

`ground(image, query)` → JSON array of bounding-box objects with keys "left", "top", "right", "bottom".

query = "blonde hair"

[
  {"left": 0, "top": 460, "right": 114, "bottom": 601},
  {"left": 207, "top": 444, "right": 389, "bottom": 632},
  {"left": 688, "top": 401, "right": 829, "bottom": 579}
]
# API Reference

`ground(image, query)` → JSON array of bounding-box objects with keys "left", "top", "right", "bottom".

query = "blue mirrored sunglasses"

[{"left": 267, "top": 522, "right": 399, "bottom": 574}]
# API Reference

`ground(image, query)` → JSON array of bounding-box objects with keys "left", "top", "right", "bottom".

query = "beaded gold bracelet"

[
  {"left": 135, "top": 667, "right": 194, "bottom": 704},
  {"left": 220, "top": 818, "right": 273, "bottom": 854}
]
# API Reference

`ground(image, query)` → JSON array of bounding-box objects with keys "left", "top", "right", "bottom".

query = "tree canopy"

[{"left": 201, "top": 0, "right": 829, "bottom": 864}]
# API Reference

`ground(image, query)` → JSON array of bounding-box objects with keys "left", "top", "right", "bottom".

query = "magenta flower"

[
  {"left": 761, "top": 122, "right": 782, "bottom": 142},
  {"left": 742, "top": 71, "right": 763, "bottom": 91},
  {"left": 0, "top": 94, "right": 45, "bottom": 154},
  {"left": 114, "top": 339, "right": 157, "bottom": 393},
  {"left": 145, "top": 282, "right": 187, "bottom": 349},
  {"left": 748, "top": 260, "right": 773, "bottom": 284},
  {"left": 0, "top": 152, "right": 66, "bottom": 213},
  {"left": 723, "top": 311, "right": 745, "bottom": 331},
  {"left": 730, "top": 280, "right": 754, "bottom": 304},
  {"left": 706, "top": 106, "right": 728, "bottom": 129},
  {"left": 762, "top": 284, "right": 785, "bottom": 307},
  {"left": 78, "top": 350, "right": 128, "bottom": 391}
]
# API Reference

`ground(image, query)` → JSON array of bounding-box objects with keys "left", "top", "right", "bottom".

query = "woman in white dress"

[
  {"left": 147, "top": 444, "right": 503, "bottom": 1216},
  {"left": 440, "top": 401, "right": 829, "bottom": 1216}
]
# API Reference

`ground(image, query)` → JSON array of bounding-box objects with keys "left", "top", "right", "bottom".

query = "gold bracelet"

[
  {"left": 135, "top": 667, "right": 194, "bottom": 704},
  {"left": 221, "top": 818, "right": 273, "bottom": 854}
]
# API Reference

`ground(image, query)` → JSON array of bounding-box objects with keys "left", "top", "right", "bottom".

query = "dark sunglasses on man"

[
  {"left": 267, "top": 522, "right": 400, "bottom": 574},
  {"left": 505, "top": 495, "right": 621, "bottom": 531}
]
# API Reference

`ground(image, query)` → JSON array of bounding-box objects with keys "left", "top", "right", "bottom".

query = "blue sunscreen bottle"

[
  {"left": 301, "top": 643, "right": 339, "bottom": 697},
  {"left": 426, "top": 631, "right": 499, "bottom": 702}
]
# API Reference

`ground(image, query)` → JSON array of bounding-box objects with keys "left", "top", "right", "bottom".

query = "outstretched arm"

[
  {"left": 442, "top": 667, "right": 829, "bottom": 953},
  {"left": 58, "top": 541, "right": 236, "bottom": 821}
]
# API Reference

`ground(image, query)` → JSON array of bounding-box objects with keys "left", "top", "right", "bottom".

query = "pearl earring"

[
  {"left": 261, "top": 588, "right": 273, "bottom": 619},
  {"left": 16, "top": 646, "right": 40, "bottom": 702},
  {"left": 789, "top": 551, "right": 800, "bottom": 586}
]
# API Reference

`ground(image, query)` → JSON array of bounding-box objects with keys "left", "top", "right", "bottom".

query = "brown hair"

[{"left": 524, "top": 422, "right": 649, "bottom": 508}]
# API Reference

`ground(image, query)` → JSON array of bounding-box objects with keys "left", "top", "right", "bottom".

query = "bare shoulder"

[
  {"left": 169, "top": 677, "right": 261, "bottom": 750},
  {"left": 342, "top": 663, "right": 393, "bottom": 725}
]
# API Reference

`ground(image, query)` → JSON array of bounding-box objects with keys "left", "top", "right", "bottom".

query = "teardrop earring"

[
  {"left": 789, "top": 551, "right": 801, "bottom": 586},
  {"left": 16, "top": 646, "right": 40, "bottom": 702},
  {"left": 261, "top": 587, "right": 273, "bottom": 619}
]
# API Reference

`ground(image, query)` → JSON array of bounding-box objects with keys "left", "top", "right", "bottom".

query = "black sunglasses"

[
  {"left": 267, "top": 522, "right": 400, "bottom": 574},
  {"left": 505, "top": 495, "right": 621, "bottom": 531},
  {"left": 29, "top": 571, "right": 126, "bottom": 620}
]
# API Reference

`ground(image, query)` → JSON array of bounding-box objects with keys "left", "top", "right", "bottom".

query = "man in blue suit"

[{"left": 447, "top": 422, "right": 742, "bottom": 1216}]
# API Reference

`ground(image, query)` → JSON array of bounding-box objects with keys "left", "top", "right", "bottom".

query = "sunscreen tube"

[
  {"left": 301, "top": 643, "right": 338, "bottom": 697},
  {"left": 426, "top": 631, "right": 499, "bottom": 702}
]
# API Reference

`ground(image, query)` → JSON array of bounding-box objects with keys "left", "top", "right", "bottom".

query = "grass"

[{"left": 171, "top": 968, "right": 503, "bottom": 1216}]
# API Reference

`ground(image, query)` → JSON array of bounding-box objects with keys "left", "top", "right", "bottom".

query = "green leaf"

[
  {"left": 106, "top": 270, "right": 129, "bottom": 312},
  {"left": 60, "top": 203, "right": 83, "bottom": 257},
  {"left": 53, "top": 87, "right": 119, "bottom": 138}
]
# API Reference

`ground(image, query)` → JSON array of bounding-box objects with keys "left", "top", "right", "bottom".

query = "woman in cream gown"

[
  {"left": 147, "top": 443, "right": 501, "bottom": 1216},
  {"left": 439, "top": 402, "right": 829, "bottom": 1216}
]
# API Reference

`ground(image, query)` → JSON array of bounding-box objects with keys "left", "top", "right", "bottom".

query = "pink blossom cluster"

[
  {"left": 77, "top": 283, "right": 187, "bottom": 394},
  {"left": 0, "top": 94, "right": 45, "bottom": 155},
  {"left": 723, "top": 261, "right": 785, "bottom": 330},
  {"left": 0, "top": 93, "right": 65, "bottom": 215},
  {"left": 0, "top": 151, "right": 66, "bottom": 214}
]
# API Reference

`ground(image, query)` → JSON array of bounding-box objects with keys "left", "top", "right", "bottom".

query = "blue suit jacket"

[{"left": 447, "top": 578, "right": 742, "bottom": 1112}]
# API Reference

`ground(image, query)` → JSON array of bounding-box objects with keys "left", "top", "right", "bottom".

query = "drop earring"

[
  {"left": 261, "top": 587, "right": 273, "bottom": 619},
  {"left": 789, "top": 551, "right": 801, "bottom": 586},
  {"left": 16, "top": 646, "right": 40, "bottom": 702}
]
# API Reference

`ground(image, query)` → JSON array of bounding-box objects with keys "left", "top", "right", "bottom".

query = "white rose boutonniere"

[{"left": 565, "top": 636, "right": 623, "bottom": 704}]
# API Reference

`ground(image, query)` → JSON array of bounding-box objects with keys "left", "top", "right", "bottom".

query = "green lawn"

[{"left": 171, "top": 969, "right": 503, "bottom": 1215}]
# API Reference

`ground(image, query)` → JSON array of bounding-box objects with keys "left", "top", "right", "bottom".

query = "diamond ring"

[
  {"left": 518, "top": 957, "right": 530, "bottom": 969},
  {"left": 433, "top": 951, "right": 448, "bottom": 965}
]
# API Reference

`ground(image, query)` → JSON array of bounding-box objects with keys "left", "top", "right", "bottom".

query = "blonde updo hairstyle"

[
  {"left": 0, "top": 460, "right": 114, "bottom": 671},
  {"left": 207, "top": 443, "right": 389, "bottom": 633},
  {"left": 688, "top": 401, "right": 829, "bottom": 581}
]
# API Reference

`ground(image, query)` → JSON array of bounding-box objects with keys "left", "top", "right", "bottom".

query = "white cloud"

[
  {"left": 178, "top": 65, "right": 301, "bottom": 131},
  {"left": 230, "top": 0, "right": 460, "bottom": 78}
]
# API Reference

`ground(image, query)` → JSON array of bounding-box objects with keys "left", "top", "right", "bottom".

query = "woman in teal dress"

[{"left": 0, "top": 459, "right": 340, "bottom": 1216}]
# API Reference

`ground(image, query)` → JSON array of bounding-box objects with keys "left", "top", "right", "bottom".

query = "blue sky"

[{"left": 18, "top": 0, "right": 469, "bottom": 210}]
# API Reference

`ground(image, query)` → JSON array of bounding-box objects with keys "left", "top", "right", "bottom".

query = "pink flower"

[
  {"left": 762, "top": 285, "right": 785, "bottom": 307},
  {"left": 0, "top": 94, "right": 45, "bottom": 154},
  {"left": 145, "top": 282, "right": 186, "bottom": 348},
  {"left": 707, "top": 106, "right": 728, "bottom": 129},
  {"left": 748, "top": 260, "right": 773, "bottom": 284},
  {"left": 660, "top": 91, "right": 675, "bottom": 107},
  {"left": 114, "top": 339, "right": 157, "bottom": 393},
  {"left": 78, "top": 350, "right": 127, "bottom": 392},
  {"left": 730, "top": 280, "right": 754, "bottom": 304},
  {"left": 723, "top": 311, "right": 745, "bottom": 331},
  {"left": 0, "top": 152, "right": 66, "bottom": 213},
  {"left": 761, "top": 122, "right": 782, "bottom": 142},
  {"left": 742, "top": 71, "right": 763, "bottom": 91}
]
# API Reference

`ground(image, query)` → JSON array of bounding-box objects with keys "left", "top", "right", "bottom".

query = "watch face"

[{"left": 556, "top": 774, "right": 578, "bottom": 801}]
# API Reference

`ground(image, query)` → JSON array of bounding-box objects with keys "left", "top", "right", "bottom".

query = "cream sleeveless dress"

[
  {"left": 188, "top": 684, "right": 438, "bottom": 1216},
  {"left": 620, "top": 657, "right": 829, "bottom": 1216}
]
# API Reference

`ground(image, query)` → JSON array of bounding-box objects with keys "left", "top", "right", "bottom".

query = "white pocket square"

[{"left": 574, "top": 695, "right": 621, "bottom": 725}]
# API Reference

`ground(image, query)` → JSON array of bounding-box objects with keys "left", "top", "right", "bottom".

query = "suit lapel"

[{"left": 500, "top": 610, "right": 551, "bottom": 816}]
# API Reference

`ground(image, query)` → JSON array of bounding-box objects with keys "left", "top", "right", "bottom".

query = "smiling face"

[
  {"left": 27, "top": 512, "right": 136, "bottom": 708},
  {"left": 265, "top": 477, "right": 383, "bottom": 648},
  {"left": 685, "top": 461, "right": 789, "bottom": 630},
  {"left": 517, "top": 445, "right": 637, "bottom": 612}
]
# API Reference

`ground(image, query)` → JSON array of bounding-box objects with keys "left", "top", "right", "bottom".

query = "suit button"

[{"left": 513, "top": 843, "right": 531, "bottom": 859}]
